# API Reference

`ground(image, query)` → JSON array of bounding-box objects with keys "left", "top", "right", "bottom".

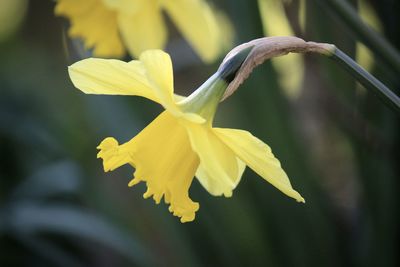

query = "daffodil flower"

[
  {"left": 68, "top": 49, "right": 304, "bottom": 222},
  {"left": 55, "top": 0, "right": 228, "bottom": 62}
]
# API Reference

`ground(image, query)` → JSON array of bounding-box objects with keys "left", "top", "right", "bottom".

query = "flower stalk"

[
  {"left": 179, "top": 46, "right": 254, "bottom": 122},
  {"left": 219, "top": 36, "right": 400, "bottom": 114},
  {"left": 329, "top": 47, "right": 400, "bottom": 112}
]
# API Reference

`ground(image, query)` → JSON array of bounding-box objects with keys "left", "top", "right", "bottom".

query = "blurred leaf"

[
  {"left": 12, "top": 234, "right": 85, "bottom": 267},
  {"left": 5, "top": 203, "right": 154, "bottom": 266},
  {"left": 0, "top": 95, "right": 65, "bottom": 157},
  {"left": 11, "top": 161, "right": 81, "bottom": 201}
]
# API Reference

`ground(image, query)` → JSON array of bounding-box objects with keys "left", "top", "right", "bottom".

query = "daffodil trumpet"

[{"left": 68, "top": 45, "right": 305, "bottom": 223}]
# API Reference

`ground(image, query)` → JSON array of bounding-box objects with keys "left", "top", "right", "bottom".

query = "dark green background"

[{"left": 1, "top": 0, "right": 399, "bottom": 266}]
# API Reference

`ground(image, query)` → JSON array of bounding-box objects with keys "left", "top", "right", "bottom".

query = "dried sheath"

[{"left": 219, "top": 36, "right": 334, "bottom": 101}]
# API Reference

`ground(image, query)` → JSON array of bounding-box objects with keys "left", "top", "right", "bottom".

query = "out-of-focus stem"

[
  {"left": 330, "top": 47, "right": 400, "bottom": 113},
  {"left": 314, "top": 0, "right": 400, "bottom": 73}
]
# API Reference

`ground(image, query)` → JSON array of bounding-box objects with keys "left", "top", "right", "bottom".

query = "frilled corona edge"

[{"left": 97, "top": 112, "right": 201, "bottom": 223}]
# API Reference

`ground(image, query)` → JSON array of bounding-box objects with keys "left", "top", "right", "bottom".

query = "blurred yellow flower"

[
  {"left": 55, "top": 0, "right": 228, "bottom": 62},
  {"left": 0, "top": 0, "right": 28, "bottom": 42},
  {"left": 258, "top": 0, "right": 305, "bottom": 99},
  {"left": 68, "top": 49, "right": 304, "bottom": 222},
  {"left": 356, "top": 0, "right": 382, "bottom": 72}
]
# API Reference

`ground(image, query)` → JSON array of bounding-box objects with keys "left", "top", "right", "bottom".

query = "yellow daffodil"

[
  {"left": 68, "top": 49, "right": 304, "bottom": 222},
  {"left": 55, "top": 0, "right": 227, "bottom": 62}
]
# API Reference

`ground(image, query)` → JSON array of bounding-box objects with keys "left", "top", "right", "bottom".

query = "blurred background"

[{"left": 0, "top": 0, "right": 399, "bottom": 266}]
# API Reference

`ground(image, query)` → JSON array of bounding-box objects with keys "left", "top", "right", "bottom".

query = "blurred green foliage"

[{"left": 0, "top": 0, "right": 399, "bottom": 266}]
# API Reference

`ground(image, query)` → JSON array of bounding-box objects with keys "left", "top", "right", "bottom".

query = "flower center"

[{"left": 178, "top": 46, "right": 254, "bottom": 123}]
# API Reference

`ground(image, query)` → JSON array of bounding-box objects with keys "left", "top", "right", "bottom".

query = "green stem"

[
  {"left": 179, "top": 46, "right": 253, "bottom": 122},
  {"left": 329, "top": 47, "right": 400, "bottom": 113},
  {"left": 315, "top": 0, "right": 400, "bottom": 73}
]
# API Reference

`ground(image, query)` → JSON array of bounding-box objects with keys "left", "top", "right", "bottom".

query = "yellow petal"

[
  {"left": 69, "top": 51, "right": 206, "bottom": 123},
  {"left": 185, "top": 123, "right": 243, "bottom": 197},
  {"left": 139, "top": 50, "right": 174, "bottom": 103},
  {"left": 117, "top": 1, "right": 167, "bottom": 58},
  {"left": 103, "top": 0, "right": 146, "bottom": 14},
  {"left": 214, "top": 128, "right": 305, "bottom": 203},
  {"left": 195, "top": 157, "right": 245, "bottom": 197},
  {"left": 97, "top": 111, "right": 200, "bottom": 223},
  {"left": 139, "top": 50, "right": 185, "bottom": 115},
  {"left": 55, "top": 0, "right": 125, "bottom": 57},
  {"left": 68, "top": 58, "right": 159, "bottom": 103},
  {"left": 161, "top": 0, "right": 220, "bottom": 62}
]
